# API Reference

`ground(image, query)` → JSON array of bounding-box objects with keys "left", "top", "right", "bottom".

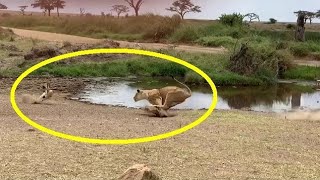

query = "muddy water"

[{"left": 74, "top": 78, "right": 320, "bottom": 113}]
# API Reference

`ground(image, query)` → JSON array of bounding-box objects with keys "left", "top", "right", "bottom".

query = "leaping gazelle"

[{"left": 22, "top": 83, "right": 54, "bottom": 104}]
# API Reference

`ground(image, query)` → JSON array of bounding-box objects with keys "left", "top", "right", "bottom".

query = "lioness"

[{"left": 133, "top": 76, "right": 192, "bottom": 116}]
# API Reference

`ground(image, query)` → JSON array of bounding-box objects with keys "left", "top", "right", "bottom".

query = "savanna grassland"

[{"left": 1, "top": 13, "right": 320, "bottom": 86}]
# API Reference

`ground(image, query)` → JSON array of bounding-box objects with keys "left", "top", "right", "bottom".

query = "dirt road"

[
  {"left": 3, "top": 27, "right": 226, "bottom": 54},
  {"left": 1, "top": 77, "right": 320, "bottom": 179},
  {"left": 4, "top": 27, "right": 320, "bottom": 67}
]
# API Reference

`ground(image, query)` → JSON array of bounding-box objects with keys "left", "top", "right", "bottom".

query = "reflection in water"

[{"left": 75, "top": 78, "right": 320, "bottom": 113}]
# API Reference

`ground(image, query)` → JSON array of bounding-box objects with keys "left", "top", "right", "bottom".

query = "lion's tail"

[{"left": 171, "top": 76, "right": 192, "bottom": 95}]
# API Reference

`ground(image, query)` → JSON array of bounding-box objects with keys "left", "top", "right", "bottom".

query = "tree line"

[
  {"left": 0, "top": 0, "right": 201, "bottom": 19},
  {"left": 1, "top": 0, "right": 320, "bottom": 24}
]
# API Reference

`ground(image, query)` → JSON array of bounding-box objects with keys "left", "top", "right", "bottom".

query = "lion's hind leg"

[
  {"left": 155, "top": 91, "right": 186, "bottom": 110},
  {"left": 144, "top": 105, "right": 174, "bottom": 117}
]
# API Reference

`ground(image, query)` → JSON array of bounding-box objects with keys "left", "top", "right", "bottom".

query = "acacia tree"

[
  {"left": 31, "top": 0, "right": 55, "bottom": 16},
  {"left": 18, "top": 6, "right": 28, "bottom": 15},
  {"left": 80, "top": 8, "right": 85, "bottom": 16},
  {"left": 166, "top": 0, "right": 201, "bottom": 20},
  {"left": 244, "top": 13, "right": 260, "bottom": 23},
  {"left": 54, "top": 0, "right": 66, "bottom": 17},
  {"left": 294, "top": 10, "right": 316, "bottom": 24},
  {"left": 124, "top": 0, "right": 143, "bottom": 16},
  {"left": 111, "top": 5, "right": 129, "bottom": 18},
  {"left": 0, "top": 3, "right": 8, "bottom": 9}
]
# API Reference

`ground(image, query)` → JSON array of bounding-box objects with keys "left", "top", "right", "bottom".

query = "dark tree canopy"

[
  {"left": 166, "top": 0, "right": 201, "bottom": 19},
  {"left": 54, "top": 0, "right": 66, "bottom": 17},
  {"left": 18, "top": 6, "right": 28, "bottom": 15},
  {"left": 316, "top": 10, "right": 320, "bottom": 18},
  {"left": 111, "top": 5, "right": 130, "bottom": 18},
  {"left": 244, "top": 13, "right": 260, "bottom": 23},
  {"left": 294, "top": 10, "right": 316, "bottom": 24},
  {"left": 0, "top": 3, "right": 8, "bottom": 9},
  {"left": 80, "top": 8, "right": 85, "bottom": 16},
  {"left": 124, "top": 0, "right": 143, "bottom": 16},
  {"left": 31, "top": 0, "right": 55, "bottom": 16}
]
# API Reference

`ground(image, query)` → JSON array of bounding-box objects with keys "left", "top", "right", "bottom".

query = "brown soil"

[{"left": 1, "top": 77, "right": 319, "bottom": 179}]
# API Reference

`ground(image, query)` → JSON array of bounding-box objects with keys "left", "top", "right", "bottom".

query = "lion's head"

[{"left": 133, "top": 89, "right": 147, "bottom": 102}]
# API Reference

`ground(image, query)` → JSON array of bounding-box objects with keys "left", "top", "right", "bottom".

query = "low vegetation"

[
  {"left": 1, "top": 13, "right": 320, "bottom": 85},
  {"left": 1, "top": 13, "right": 320, "bottom": 59},
  {"left": 28, "top": 49, "right": 319, "bottom": 86},
  {"left": 284, "top": 66, "right": 320, "bottom": 80}
]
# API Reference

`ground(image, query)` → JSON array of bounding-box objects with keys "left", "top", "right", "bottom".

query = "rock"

[
  {"left": 24, "top": 53, "right": 35, "bottom": 60},
  {"left": 0, "top": 44, "right": 20, "bottom": 52},
  {"left": 118, "top": 164, "right": 161, "bottom": 180},
  {"left": 24, "top": 45, "right": 61, "bottom": 60}
]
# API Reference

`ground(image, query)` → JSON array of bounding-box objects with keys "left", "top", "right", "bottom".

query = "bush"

[
  {"left": 228, "top": 43, "right": 288, "bottom": 81},
  {"left": 286, "top": 24, "right": 296, "bottom": 29},
  {"left": 269, "top": 18, "right": 277, "bottom": 24},
  {"left": 170, "top": 26, "right": 200, "bottom": 43},
  {"left": 142, "top": 15, "right": 182, "bottom": 41},
  {"left": 290, "top": 43, "right": 310, "bottom": 57},
  {"left": 1, "top": 13, "right": 11, "bottom": 17},
  {"left": 196, "top": 36, "right": 236, "bottom": 48},
  {"left": 219, "top": 13, "right": 244, "bottom": 26}
]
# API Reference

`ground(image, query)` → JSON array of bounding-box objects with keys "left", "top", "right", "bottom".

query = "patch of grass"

[
  {"left": 30, "top": 50, "right": 278, "bottom": 86},
  {"left": 169, "top": 25, "right": 200, "bottom": 43},
  {"left": 283, "top": 66, "right": 320, "bottom": 80},
  {"left": 196, "top": 36, "right": 237, "bottom": 48},
  {"left": 288, "top": 42, "right": 320, "bottom": 57},
  {"left": 0, "top": 14, "right": 181, "bottom": 42}
]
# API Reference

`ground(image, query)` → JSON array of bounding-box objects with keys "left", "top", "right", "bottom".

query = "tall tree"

[
  {"left": 53, "top": 0, "right": 65, "bottom": 17},
  {"left": 111, "top": 5, "right": 129, "bottom": 18},
  {"left": 294, "top": 10, "right": 316, "bottom": 24},
  {"left": 0, "top": 3, "right": 8, "bottom": 9},
  {"left": 18, "top": 6, "right": 28, "bottom": 15},
  {"left": 166, "top": 0, "right": 201, "bottom": 19},
  {"left": 31, "top": 0, "right": 55, "bottom": 16},
  {"left": 124, "top": 0, "right": 143, "bottom": 16}
]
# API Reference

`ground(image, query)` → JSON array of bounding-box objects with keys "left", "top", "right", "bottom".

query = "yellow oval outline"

[{"left": 10, "top": 48, "right": 218, "bottom": 145}]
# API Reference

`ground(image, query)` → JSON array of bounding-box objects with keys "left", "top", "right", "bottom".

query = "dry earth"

[{"left": 0, "top": 77, "right": 320, "bottom": 179}]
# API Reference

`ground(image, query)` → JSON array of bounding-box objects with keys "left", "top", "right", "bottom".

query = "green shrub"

[
  {"left": 170, "top": 26, "right": 200, "bottom": 43},
  {"left": 284, "top": 66, "right": 320, "bottom": 80},
  {"left": 286, "top": 24, "right": 296, "bottom": 29},
  {"left": 219, "top": 13, "right": 244, "bottom": 26},
  {"left": 269, "top": 18, "right": 277, "bottom": 24},
  {"left": 290, "top": 43, "right": 310, "bottom": 57},
  {"left": 196, "top": 36, "right": 236, "bottom": 48}
]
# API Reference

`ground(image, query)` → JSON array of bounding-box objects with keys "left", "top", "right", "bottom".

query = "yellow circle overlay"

[{"left": 10, "top": 48, "right": 218, "bottom": 145}]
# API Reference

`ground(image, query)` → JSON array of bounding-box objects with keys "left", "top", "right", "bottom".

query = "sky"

[{"left": 1, "top": 0, "right": 320, "bottom": 22}]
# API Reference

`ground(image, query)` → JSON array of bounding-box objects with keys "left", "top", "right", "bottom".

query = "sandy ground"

[{"left": 1, "top": 77, "right": 320, "bottom": 179}]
